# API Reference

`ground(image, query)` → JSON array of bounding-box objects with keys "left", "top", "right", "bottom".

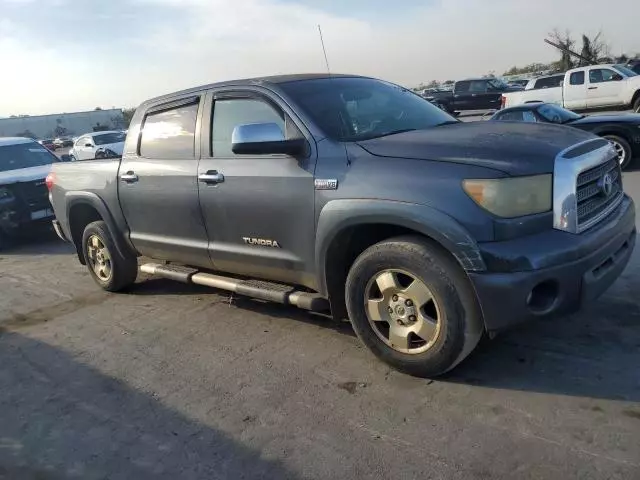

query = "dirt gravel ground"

[{"left": 2, "top": 174, "right": 640, "bottom": 479}]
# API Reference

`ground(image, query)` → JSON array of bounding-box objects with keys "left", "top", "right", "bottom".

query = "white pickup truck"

[{"left": 502, "top": 64, "right": 640, "bottom": 113}]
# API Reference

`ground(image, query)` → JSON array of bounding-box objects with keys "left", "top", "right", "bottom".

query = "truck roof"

[
  {"left": 0, "top": 137, "right": 34, "bottom": 146},
  {"left": 143, "top": 73, "right": 365, "bottom": 106}
]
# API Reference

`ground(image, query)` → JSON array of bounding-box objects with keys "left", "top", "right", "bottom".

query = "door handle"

[
  {"left": 120, "top": 171, "right": 138, "bottom": 183},
  {"left": 199, "top": 170, "right": 225, "bottom": 184},
  {"left": 588, "top": 87, "right": 598, "bottom": 90}
]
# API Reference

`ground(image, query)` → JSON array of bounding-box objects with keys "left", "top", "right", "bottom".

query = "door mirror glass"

[{"left": 231, "top": 123, "right": 305, "bottom": 156}]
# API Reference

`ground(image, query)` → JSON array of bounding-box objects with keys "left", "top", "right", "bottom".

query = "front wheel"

[
  {"left": 82, "top": 221, "right": 137, "bottom": 292},
  {"left": 603, "top": 134, "right": 633, "bottom": 170},
  {"left": 345, "top": 236, "right": 483, "bottom": 377}
]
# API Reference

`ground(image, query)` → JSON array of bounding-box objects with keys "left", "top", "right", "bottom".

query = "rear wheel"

[
  {"left": 82, "top": 221, "right": 137, "bottom": 292},
  {"left": 603, "top": 134, "right": 633, "bottom": 170},
  {"left": 633, "top": 96, "right": 640, "bottom": 114},
  {"left": 345, "top": 236, "right": 483, "bottom": 377}
]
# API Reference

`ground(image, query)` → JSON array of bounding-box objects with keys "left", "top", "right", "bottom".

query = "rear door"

[
  {"left": 196, "top": 88, "right": 317, "bottom": 286},
  {"left": 586, "top": 67, "right": 626, "bottom": 108},
  {"left": 118, "top": 94, "right": 212, "bottom": 267},
  {"left": 563, "top": 70, "right": 588, "bottom": 110},
  {"left": 452, "top": 81, "right": 472, "bottom": 111}
]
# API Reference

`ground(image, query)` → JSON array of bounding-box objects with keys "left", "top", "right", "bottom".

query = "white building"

[{"left": 0, "top": 109, "right": 126, "bottom": 139}]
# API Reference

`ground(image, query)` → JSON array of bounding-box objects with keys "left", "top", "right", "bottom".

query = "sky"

[{"left": 0, "top": 0, "right": 638, "bottom": 116}]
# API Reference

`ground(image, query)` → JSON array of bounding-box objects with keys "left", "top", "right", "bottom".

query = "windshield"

[
  {"left": 537, "top": 104, "right": 581, "bottom": 124},
  {"left": 94, "top": 132, "right": 126, "bottom": 145},
  {"left": 613, "top": 64, "right": 638, "bottom": 77},
  {"left": 0, "top": 141, "right": 59, "bottom": 172},
  {"left": 278, "top": 77, "right": 458, "bottom": 141}
]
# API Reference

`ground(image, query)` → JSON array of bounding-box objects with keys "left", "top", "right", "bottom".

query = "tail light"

[
  {"left": 500, "top": 95, "right": 506, "bottom": 109},
  {"left": 45, "top": 172, "right": 56, "bottom": 191}
]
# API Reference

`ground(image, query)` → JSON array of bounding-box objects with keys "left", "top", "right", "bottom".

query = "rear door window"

[
  {"left": 569, "top": 72, "right": 585, "bottom": 85},
  {"left": 139, "top": 100, "right": 199, "bottom": 159}
]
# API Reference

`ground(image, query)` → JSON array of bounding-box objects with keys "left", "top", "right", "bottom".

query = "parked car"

[
  {"left": 502, "top": 64, "right": 640, "bottom": 112},
  {"left": 68, "top": 131, "right": 126, "bottom": 161},
  {"left": 626, "top": 59, "right": 640, "bottom": 75},
  {"left": 0, "top": 137, "right": 69, "bottom": 248},
  {"left": 54, "top": 137, "right": 74, "bottom": 148},
  {"left": 37, "top": 139, "right": 56, "bottom": 151},
  {"left": 47, "top": 74, "right": 635, "bottom": 377},
  {"left": 424, "top": 77, "right": 523, "bottom": 113},
  {"left": 524, "top": 73, "right": 565, "bottom": 90},
  {"left": 490, "top": 103, "right": 640, "bottom": 169}
]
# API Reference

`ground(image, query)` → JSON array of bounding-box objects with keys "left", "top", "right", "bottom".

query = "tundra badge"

[{"left": 243, "top": 237, "right": 281, "bottom": 248}]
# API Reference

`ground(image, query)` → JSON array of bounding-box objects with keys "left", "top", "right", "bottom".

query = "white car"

[
  {"left": 69, "top": 131, "right": 126, "bottom": 161},
  {"left": 502, "top": 64, "right": 640, "bottom": 112}
]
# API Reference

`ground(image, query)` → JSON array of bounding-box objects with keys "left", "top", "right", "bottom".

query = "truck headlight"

[
  {"left": 463, "top": 174, "right": 552, "bottom": 218},
  {"left": 0, "top": 187, "right": 15, "bottom": 202}
]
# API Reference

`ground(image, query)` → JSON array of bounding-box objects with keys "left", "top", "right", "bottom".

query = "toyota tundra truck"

[{"left": 47, "top": 74, "right": 636, "bottom": 377}]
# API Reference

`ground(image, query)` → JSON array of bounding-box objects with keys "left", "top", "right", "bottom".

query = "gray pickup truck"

[{"left": 48, "top": 74, "right": 636, "bottom": 377}]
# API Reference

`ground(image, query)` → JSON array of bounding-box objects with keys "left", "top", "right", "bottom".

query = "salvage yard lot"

[{"left": 1, "top": 176, "right": 640, "bottom": 479}]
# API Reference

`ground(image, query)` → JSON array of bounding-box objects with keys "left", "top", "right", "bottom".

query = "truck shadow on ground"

[
  {"left": 0, "top": 330, "right": 300, "bottom": 480},
  {"left": 128, "top": 278, "right": 640, "bottom": 403}
]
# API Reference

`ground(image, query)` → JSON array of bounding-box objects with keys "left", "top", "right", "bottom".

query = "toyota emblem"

[{"left": 598, "top": 173, "right": 614, "bottom": 197}]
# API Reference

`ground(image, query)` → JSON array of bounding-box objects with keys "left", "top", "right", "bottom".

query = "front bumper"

[{"left": 470, "top": 195, "right": 636, "bottom": 332}]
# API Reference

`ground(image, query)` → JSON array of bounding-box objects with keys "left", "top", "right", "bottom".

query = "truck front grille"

[{"left": 576, "top": 157, "right": 623, "bottom": 231}]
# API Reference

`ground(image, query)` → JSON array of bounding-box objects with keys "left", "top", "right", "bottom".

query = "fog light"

[{"left": 526, "top": 280, "right": 559, "bottom": 313}]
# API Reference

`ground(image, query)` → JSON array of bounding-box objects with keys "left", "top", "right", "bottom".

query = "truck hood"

[
  {"left": 0, "top": 164, "right": 52, "bottom": 185},
  {"left": 357, "top": 121, "right": 595, "bottom": 176}
]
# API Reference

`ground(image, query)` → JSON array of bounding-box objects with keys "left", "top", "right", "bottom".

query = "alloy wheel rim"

[
  {"left": 364, "top": 269, "right": 441, "bottom": 354},
  {"left": 86, "top": 234, "right": 112, "bottom": 281},
  {"left": 608, "top": 139, "right": 626, "bottom": 165}
]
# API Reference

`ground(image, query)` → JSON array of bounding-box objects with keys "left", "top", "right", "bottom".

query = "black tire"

[
  {"left": 345, "top": 236, "right": 483, "bottom": 377},
  {"left": 69, "top": 155, "right": 76, "bottom": 162},
  {"left": 633, "top": 96, "right": 640, "bottom": 114},
  {"left": 602, "top": 134, "right": 633, "bottom": 170},
  {"left": 81, "top": 220, "right": 137, "bottom": 292}
]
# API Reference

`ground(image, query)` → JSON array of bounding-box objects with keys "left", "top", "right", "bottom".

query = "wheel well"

[
  {"left": 632, "top": 90, "right": 640, "bottom": 108},
  {"left": 68, "top": 203, "right": 103, "bottom": 264},
  {"left": 324, "top": 224, "right": 462, "bottom": 320},
  {"left": 598, "top": 131, "right": 630, "bottom": 144}
]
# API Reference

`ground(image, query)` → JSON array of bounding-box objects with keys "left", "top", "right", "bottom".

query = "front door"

[
  {"left": 586, "top": 67, "right": 625, "bottom": 108},
  {"left": 197, "top": 90, "right": 317, "bottom": 287},
  {"left": 118, "top": 95, "right": 212, "bottom": 267}
]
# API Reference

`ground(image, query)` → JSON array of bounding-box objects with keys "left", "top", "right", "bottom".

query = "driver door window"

[
  {"left": 211, "top": 99, "right": 286, "bottom": 157},
  {"left": 587, "top": 68, "right": 624, "bottom": 108}
]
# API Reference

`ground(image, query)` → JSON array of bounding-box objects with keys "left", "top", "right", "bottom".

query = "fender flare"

[
  {"left": 314, "top": 199, "right": 486, "bottom": 296},
  {"left": 65, "top": 191, "right": 137, "bottom": 261}
]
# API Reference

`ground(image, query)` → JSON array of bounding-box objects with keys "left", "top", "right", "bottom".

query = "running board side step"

[{"left": 139, "top": 263, "right": 330, "bottom": 312}]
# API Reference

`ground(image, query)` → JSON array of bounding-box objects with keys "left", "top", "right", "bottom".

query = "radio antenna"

[{"left": 317, "top": 24, "right": 331, "bottom": 75}]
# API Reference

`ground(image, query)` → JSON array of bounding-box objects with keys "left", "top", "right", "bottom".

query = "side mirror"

[
  {"left": 60, "top": 154, "right": 72, "bottom": 162},
  {"left": 231, "top": 123, "right": 307, "bottom": 156}
]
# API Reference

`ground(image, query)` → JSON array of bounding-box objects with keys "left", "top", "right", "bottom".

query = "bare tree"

[
  {"left": 549, "top": 29, "right": 576, "bottom": 71},
  {"left": 578, "top": 31, "right": 610, "bottom": 65}
]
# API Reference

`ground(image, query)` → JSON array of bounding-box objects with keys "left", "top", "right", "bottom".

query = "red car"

[{"left": 37, "top": 139, "right": 57, "bottom": 151}]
